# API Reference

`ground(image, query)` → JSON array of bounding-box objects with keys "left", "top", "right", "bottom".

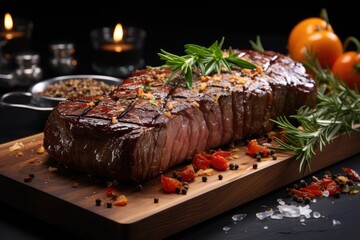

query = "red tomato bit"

[
  {"left": 342, "top": 167, "right": 360, "bottom": 181},
  {"left": 245, "top": 139, "right": 269, "bottom": 158},
  {"left": 161, "top": 175, "right": 183, "bottom": 193}
]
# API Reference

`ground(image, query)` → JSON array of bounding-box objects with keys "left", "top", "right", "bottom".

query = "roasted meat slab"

[{"left": 43, "top": 50, "right": 317, "bottom": 183}]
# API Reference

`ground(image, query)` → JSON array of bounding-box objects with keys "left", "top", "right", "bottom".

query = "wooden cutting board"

[{"left": 1, "top": 129, "right": 360, "bottom": 240}]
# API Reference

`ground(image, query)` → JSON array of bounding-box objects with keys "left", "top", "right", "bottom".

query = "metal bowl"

[{"left": 0, "top": 74, "right": 122, "bottom": 111}]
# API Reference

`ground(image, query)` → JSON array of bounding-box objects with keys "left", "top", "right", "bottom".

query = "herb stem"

[
  {"left": 272, "top": 53, "right": 360, "bottom": 173},
  {"left": 158, "top": 38, "right": 256, "bottom": 88}
]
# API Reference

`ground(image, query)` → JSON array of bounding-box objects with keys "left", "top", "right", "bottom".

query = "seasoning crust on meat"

[{"left": 43, "top": 50, "right": 317, "bottom": 183}]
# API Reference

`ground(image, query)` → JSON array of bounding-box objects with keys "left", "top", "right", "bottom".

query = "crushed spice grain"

[{"left": 39, "top": 78, "right": 115, "bottom": 98}]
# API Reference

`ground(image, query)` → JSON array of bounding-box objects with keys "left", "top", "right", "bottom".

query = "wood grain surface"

[{"left": 1, "top": 129, "right": 360, "bottom": 240}]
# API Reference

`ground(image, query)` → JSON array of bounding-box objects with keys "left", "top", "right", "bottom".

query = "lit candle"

[
  {"left": 91, "top": 24, "right": 146, "bottom": 77},
  {"left": 101, "top": 23, "right": 134, "bottom": 52},
  {"left": 0, "top": 13, "right": 33, "bottom": 66},
  {"left": 0, "top": 13, "right": 25, "bottom": 40}
]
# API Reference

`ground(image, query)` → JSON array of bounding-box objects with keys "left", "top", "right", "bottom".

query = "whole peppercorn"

[
  {"left": 218, "top": 175, "right": 223, "bottom": 180},
  {"left": 95, "top": 199, "right": 102, "bottom": 206},
  {"left": 154, "top": 198, "right": 159, "bottom": 203},
  {"left": 252, "top": 163, "right": 258, "bottom": 169},
  {"left": 202, "top": 176, "right": 207, "bottom": 182},
  {"left": 304, "top": 197, "right": 311, "bottom": 204},
  {"left": 135, "top": 184, "right": 143, "bottom": 192},
  {"left": 300, "top": 180, "right": 307, "bottom": 188},
  {"left": 229, "top": 163, "right": 235, "bottom": 170}
]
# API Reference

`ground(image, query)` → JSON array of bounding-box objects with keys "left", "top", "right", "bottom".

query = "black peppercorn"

[
  {"left": 106, "top": 202, "right": 112, "bottom": 208},
  {"left": 202, "top": 176, "right": 207, "bottom": 182},
  {"left": 181, "top": 188, "right": 187, "bottom": 195},
  {"left": 229, "top": 163, "right": 235, "bottom": 170},
  {"left": 256, "top": 154, "right": 262, "bottom": 162},
  {"left": 272, "top": 155, "right": 277, "bottom": 160},
  {"left": 300, "top": 179, "right": 307, "bottom": 188},
  {"left": 154, "top": 198, "right": 159, "bottom": 203},
  {"left": 135, "top": 184, "right": 143, "bottom": 192},
  {"left": 252, "top": 163, "right": 258, "bottom": 169},
  {"left": 95, "top": 199, "right": 102, "bottom": 206},
  {"left": 29, "top": 173, "right": 35, "bottom": 179},
  {"left": 346, "top": 180, "right": 354, "bottom": 186},
  {"left": 218, "top": 174, "right": 223, "bottom": 180},
  {"left": 334, "top": 191, "right": 340, "bottom": 198},
  {"left": 234, "top": 164, "right": 239, "bottom": 170}
]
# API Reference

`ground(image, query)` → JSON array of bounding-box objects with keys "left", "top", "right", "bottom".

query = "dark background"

[
  {"left": 1, "top": 0, "right": 359, "bottom": 77},
  {"left": 1, "top": 2, "right": 360, "bottom": 239}
]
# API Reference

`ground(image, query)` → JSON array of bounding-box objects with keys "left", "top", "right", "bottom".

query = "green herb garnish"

[
  {"left": 249, "top": 35, "right": 265, "bottom": 52},
  {"left": 158, "top": 37, "right": 256, "bottom": 89},
  {"left": 272, "top": 52, "right": 360, "bottom": 173}
]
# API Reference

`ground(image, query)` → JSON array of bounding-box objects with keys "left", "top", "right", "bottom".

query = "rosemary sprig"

[
  {"left": 249, "top": 35, "right": 264, "bottom": 52},
  {"left": 272, "top": 53, "right": 360, "bottom": 173},
  {"left": 158, "top": 37, "right": 256, "bottom": 88}
]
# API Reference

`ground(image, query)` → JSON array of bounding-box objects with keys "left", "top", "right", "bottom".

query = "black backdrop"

[{"left": 1, "top": 0, "right": 359, "bottom": 75}]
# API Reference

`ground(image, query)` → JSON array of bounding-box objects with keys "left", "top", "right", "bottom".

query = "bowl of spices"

[{"left": 0, "top": 75, "right": 122, "bottom": 111}]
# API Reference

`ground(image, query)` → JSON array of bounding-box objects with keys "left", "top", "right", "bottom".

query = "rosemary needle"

[
  {"left": 158, "top": 37, "right": 256, "bottom": 88},
  {"left": 272, "top": 53, "right": 360, "bottom": 173}
]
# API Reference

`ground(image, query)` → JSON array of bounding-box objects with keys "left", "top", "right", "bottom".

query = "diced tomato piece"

[
  {"left": 290, "top": 188, "right": 315, "bottom": 199},
  {"left": 342, "top": 167, "right": 360, "bottom": 181},
  {"left": 192, "top": 153, "right": 212, "bottom": 170},
  {"left": 211, "top": 155, "right": 228, "bottom": 171},
  {"left": 178, "top": 164, "right": 195, "bottom": 182},
  {"left": 106, "top": 186, "right": 116, "bottom": 197},
  {"left": 303, "top": 183, "right": 322, "bottom": 190},
  {"left": 200, "top": 151, "right": 212, "bottom": 159},
  {"left": 326, "top": 182, "right": 341, "bottom": 196},
  {"left": 114, "top": 195, "right": 128, "bottom": 206},
  {"left": 213, "top": 150, "right": 231, "bottom": 158},
  {"left": 300, "top": 187, "right": 323, "bottom": 196},
  {"left": 161, "top": 175, "right": 183, "bottom": 193},
  {"left": 245, "top": 139, "right": 269, "bottom": 158},
  {"left": 311, "top": 176, "right": 320, "bottom": 183},
  {"left": 319, "top": 179, "right": 336, "bottom": 189}
]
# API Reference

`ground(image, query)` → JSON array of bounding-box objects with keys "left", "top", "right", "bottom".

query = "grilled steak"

[{"left": 43, "top": 50, "right": 317, "bottom": 183}]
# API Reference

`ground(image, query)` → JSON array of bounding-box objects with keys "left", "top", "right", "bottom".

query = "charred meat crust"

[{"left": 43, "top": 50, "right": 317, "bottom": 183}]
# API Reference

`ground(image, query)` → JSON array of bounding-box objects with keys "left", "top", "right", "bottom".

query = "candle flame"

[
  {"left": 4, "top": 13, "right": 13, "bottom": 30},
  {"left": 113, "top": 23, "right": 123, "bottom": 43}
]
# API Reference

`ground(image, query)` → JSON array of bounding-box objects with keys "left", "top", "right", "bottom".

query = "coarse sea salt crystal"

[
  {"left": 270, "top": 213, "right": 283, "bottom": 220},
  {"left": 256, "top": 209, "right": 274, "bottom": 220},
  {"left": 333, "top": 219, "right": 341, "bottom": 226},
  {"left": 322, "top": 190, "right": 330, "bottom": 197},
  {"left": 299, "top": 205, "right": 312, "bottom": 218},
  {"left": 278, "top": 205, "right": 300, "bottom": 218},
  {"left": 313, "top": 211, "right": 321, "bottom": 218},
  {"left": 232, "top": 214, "right": 247, "bottom": 222},
  {"left": 223, "top": 226, "right": 231, "bottom": 233}
]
